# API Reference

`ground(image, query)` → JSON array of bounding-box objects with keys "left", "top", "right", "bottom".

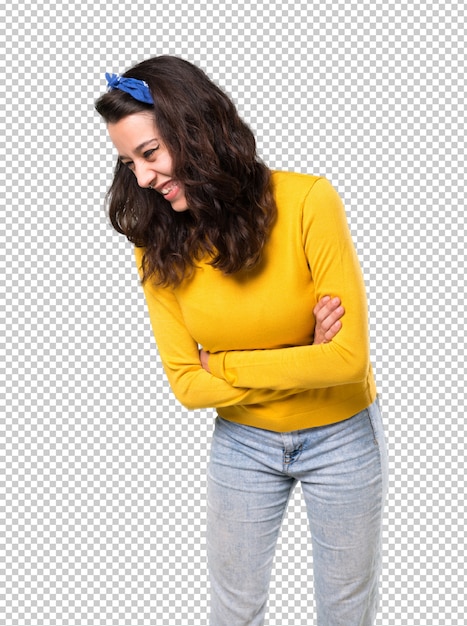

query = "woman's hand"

[
  {"left": 312, "top": 296, "right": 344, "bottom": 344},
  {"left": 199, "top": 347, "right": 211, "bottom": 372}
]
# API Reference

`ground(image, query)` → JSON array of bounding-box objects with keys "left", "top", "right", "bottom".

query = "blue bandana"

[{"left": 105, "top": 73, "right": 154, "bottom": 105}]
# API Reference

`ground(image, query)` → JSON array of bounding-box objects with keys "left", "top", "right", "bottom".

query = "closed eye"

[
  {"left": 143, "top": 146, "right": 159, "bottom": 159},
  {"left": 119, "top": 144, "right": 160, "bottom": 169}
]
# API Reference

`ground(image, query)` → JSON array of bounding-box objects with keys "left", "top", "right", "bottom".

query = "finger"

[
  {"left": 325, "top": 319, "right": 342, "bottom": 341},
  {"left": 325, "top": 307, "right": 345, "bottom": 332},
  {"left": 314, "top": 296, "right": 341, "bottom": 321},
  {"left": 313, "top": 295, "right": 331, "bottom": 316},
  {"left": 319, "top": 306, "right": 345, "bottom": 333}
]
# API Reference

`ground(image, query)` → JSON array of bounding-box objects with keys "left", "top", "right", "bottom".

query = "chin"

[{"left": 171, "top": 202, "right": 189, "bottom": 213}]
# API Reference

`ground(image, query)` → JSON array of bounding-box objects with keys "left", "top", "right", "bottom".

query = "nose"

[{"left": 134, "top": 160, "right": 156, "bottom": 189}]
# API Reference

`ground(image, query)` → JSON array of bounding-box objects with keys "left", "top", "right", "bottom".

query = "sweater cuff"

[{"left": 208, "top": 352, "right": 225, "bottom": 379}]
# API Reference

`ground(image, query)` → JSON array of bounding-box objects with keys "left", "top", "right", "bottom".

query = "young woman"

[{"left": 96, "top": 55, "right": 388, "bottom": 626}]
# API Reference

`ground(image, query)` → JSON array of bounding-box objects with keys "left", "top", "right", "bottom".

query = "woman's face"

[{"left": 107, "top": 112, "right": 188, "bottom": 212}]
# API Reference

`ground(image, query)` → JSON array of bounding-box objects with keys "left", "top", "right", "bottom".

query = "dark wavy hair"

[{"left": 95, "top": 55, "right": 276, "bottom": 287}]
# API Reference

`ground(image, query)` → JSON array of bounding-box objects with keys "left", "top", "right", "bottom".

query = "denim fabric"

[{"left": 207, "top": 399, "right": 388, "bottom": 626}]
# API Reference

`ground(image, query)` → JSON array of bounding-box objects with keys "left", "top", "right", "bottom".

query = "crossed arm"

[
  {"left": 197, "top": 179, "right": 370, "bottom": 392},
  {"left": 199, "top": 295, "right": 344, "bottom": 372}
]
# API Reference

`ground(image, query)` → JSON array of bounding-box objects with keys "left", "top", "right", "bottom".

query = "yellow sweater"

[{"left": 135, "top": 171, "right": 377, "bottom": 432}]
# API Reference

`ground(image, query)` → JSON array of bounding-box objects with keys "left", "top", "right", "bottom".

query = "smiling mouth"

[{"left": 159, "top": 181, "right": 178, "bottom": 196}]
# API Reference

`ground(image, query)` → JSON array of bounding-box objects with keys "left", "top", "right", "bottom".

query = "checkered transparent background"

[{"left": 1, "top": 1, "right": 465, "bottom": 624}]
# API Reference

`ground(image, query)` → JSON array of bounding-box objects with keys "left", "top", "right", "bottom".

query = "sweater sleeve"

[
  {"left": 135, "top": 249, "right": 302, "bottom": 410},
  {"left": 208, "top": 177, "right": 371, "bottom": 390}
]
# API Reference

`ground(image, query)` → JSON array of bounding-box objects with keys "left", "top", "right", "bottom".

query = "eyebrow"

[{"left": 118, "top": 138, "right": 159, "bottom": 161}]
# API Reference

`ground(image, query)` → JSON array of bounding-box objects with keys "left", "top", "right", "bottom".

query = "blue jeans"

[{"left": 207, "top": 399, "right": 388, "bottom": 626}]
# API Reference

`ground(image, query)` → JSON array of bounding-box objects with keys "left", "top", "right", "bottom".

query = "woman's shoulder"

[
  {"left": 270, "top": 170, "right": 331, "bottom": 208},
  {"left": 271, "top": 169, "right": 329, "bottom": 194}
]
